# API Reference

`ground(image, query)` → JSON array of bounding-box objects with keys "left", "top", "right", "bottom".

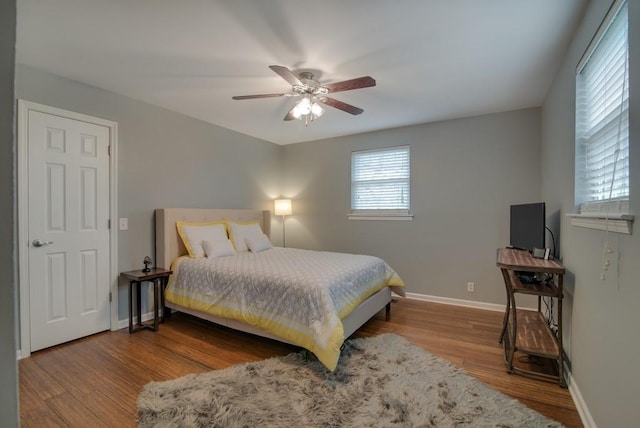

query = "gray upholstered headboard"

[{"left": 155, "top": 208, "right": 271, "bottom": 268}]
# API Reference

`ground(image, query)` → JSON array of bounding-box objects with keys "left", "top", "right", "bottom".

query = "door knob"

[{"left": 32, "top": 239, "right": 54, "bottom": 247}]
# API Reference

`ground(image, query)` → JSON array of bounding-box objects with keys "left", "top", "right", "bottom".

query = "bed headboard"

[{"left": 155, "top": 208, "right": 271, "bottom": 268}]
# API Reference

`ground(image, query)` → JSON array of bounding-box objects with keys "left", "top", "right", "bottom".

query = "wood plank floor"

[{"left": 19, "top": 298, "right": 582, "bottom": 427}]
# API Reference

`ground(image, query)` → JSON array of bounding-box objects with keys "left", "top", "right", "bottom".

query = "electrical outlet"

[
  {"left": 119, "top": 218, "right": 128, "bottom": 231},
  {"left": 467, "top": 282, "right": 475, "bottom": 292}
]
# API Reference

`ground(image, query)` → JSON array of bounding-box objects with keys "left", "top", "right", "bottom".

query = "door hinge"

[
  {"left": 109, "top": 291, "right": 112, "bottom": 303},
  {"left": 108, "top": 145, "right": 111, "bottom": 156},
  {"left": 108, "top": 219, "right": 111, "bottom": 229}
]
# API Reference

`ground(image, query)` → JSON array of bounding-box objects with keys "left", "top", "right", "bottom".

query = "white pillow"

[
  {"left": 228, "top": 221, "right": 263, "bottom": 252},
  {"left": 176, "top": 221, "right": 227, "bottom": 258},
  {"left": 246, "top": 233, "right": 273, "bottom": 253},
  {"left": 203, "top": 239, "right": 236, "bottom": 258}
]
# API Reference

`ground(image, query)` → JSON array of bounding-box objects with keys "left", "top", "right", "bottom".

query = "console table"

[{"left": 496, "top": 248, "right": 566, "bottom": 387}]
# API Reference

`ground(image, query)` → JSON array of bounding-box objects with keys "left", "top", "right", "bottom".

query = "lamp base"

[{"left": 282, "top": 215, "right": 286, "bottom": 248}]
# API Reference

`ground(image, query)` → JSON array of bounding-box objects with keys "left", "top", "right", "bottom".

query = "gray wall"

[
  {"left": 282, "top": 108, "right": 542, "bottom": 305},
  {"left": 541, "top": 0, "right": 640, "bottom": 426},
  {"left": 15, "top": 65, "right": 282, "bottom": 321},
  {"left": 0, "top": 1, "right": 18, "bottom": 426}
]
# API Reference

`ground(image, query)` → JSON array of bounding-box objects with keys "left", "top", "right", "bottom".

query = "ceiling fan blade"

[
  {"left": 323, "top": 76, "right": 376, "bottom": 93},
  {"left": 232, "top": 93, "right": 287, "bottom": 100},
  {"left": 269, "top": 65, "right": 303, "bottom": 86},
  {"left": 283, "top": 109, "right": 296, "bottom": 121},
  {"left": 319, "top": 97, "right": 364, "bottom": 115}
]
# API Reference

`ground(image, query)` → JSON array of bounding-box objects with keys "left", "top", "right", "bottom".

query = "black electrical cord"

[
  {"left": 542, "top": 296, "right": 558, "bottom": 335},
  {"left": 545, "top": 226, "right": 557, "bottom": 259}
]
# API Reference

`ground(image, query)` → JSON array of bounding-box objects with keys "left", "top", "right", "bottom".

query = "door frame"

[{"left": 17, "top": 99, "right": 119, "bottom": 358}]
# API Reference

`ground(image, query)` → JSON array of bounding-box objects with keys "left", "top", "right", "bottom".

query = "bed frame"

[{"left": 155, "top": 208, "right": 391, "bottom": 346}]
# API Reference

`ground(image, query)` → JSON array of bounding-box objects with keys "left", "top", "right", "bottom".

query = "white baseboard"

[
  {"left": 404, "top": 292, "right": 507, "bottom": 312},
  {"left": 16, "top": 311, "right": 157, "bottom": 359},
  {"left": 565, "top": 364, "right": 597, "bottom": 428},
  {"left": 117, "top": 311, "right": 156, "bottom": 330}
]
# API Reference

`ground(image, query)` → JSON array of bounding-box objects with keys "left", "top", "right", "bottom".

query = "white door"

[{"left": 27, "top": 110, "right": 111, "bottom": 351}]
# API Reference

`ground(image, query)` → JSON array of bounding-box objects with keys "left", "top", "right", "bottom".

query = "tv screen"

[{"left": 510, "top": 202, "right": 545, "bottom": 251}]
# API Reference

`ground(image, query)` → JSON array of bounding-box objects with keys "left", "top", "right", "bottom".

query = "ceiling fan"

[{"left": 232, "top": 65, "right": 376, "bottom": 125}]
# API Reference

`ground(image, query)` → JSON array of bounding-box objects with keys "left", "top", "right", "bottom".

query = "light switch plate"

[{"left": 119, "top": 218, "right": 128, "bottom": 230}]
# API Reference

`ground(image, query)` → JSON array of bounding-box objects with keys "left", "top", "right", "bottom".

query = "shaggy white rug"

[{"left": 137, "top": 333, "right": 561, "bottom": 427}]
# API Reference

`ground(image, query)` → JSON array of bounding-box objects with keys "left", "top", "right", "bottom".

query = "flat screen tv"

[{"left": 509, "top": 202, "right": 545, "bottom": 251}]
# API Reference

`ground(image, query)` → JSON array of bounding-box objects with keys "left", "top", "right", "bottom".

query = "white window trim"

[
  {"left": 567, "top": 200, "right": 633, "bottom": 234},
  {"left": 350, "top": 145, "right": 411, "bottom": 220},
  {"left": 348, "top": 211, "right": 414, "bottom": 221},
  {"left": 567, "top": 215, "right": 633, "bottom": 234}
]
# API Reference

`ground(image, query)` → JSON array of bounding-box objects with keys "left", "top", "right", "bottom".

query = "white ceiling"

[{"left": 16, "top": 0, "right": 587, "bottom": 145}]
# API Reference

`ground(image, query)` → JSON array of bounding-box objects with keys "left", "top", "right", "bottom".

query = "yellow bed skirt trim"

[{"left": 165, "top": 287, "right": 345, "bottom": 370}]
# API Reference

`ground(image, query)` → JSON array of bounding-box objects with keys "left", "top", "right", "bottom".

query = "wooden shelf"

[
  {"left": 507, "top": 270, "right": 559, "bottom": 297},
  {"left": 497, "top": 248, "right": 565, "bottom": 274},
  {"left": 514, "top": 310, "right": 559, "bottom": 357},
  {"left": 497, "top": 248, "right": 566, "bottom": 387}
]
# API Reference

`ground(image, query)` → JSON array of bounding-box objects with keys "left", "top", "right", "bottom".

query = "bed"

[{"left": 155, "top": 208, "right": 404, "bottom": 370}]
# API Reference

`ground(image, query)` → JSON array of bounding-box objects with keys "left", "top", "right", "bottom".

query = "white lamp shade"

[
  {"left": 274, "top": 199, "right": 292, "bottom": 216},
  {"left": 296, "top": 97, "right": 311, "bottom": 114},
  {"left": 310, "top": 102, "right": 324, "bottom": 117}
]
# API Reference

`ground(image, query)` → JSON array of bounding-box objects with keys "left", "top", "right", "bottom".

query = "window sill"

[
  {"left": 566, "top": 213, "right": 634, "bottom": 234},
  {"left": 347, "top": 213, "right": 414, "bottom": 221}
]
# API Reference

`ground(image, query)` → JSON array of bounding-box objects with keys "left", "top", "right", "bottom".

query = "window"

[
  {"left": 569, "top": 0, "right": 633, "bottom": 234},
  {"left": 575, "top": 0, "right": 628, "bottom": 207},
  {"left": 350, "top": 146, "right": 412, "bottom": 220}
]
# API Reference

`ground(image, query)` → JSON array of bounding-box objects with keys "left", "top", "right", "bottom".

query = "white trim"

[
  {"left": 567, "top": 214, "right": 633, "bottom": 234},
  {"left": 348, "top": 214, "right": 414, "bottom": 221},
  {"left": 565, "top": 363, "right": 597, "bottom": 428},
  {"left": 117, "top": 311, "right": 156, "bottom": 330},
  {"left": 109, "top": 122, "right": 119, "bottom": 332},
  {"left": 405, "top": 292, "right": 512, "bottom": 312},
  {"left": 17, "top": 100, "right": 118, "bottom": 357}
]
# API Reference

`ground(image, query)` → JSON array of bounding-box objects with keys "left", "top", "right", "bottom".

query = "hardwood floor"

[{"left": 19, "top": 298, "right": 582, "bottom": 427}]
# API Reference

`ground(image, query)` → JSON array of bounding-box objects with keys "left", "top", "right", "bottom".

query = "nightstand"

[{"left": 120, "top": 268, "right": 172, "bottom": 333}]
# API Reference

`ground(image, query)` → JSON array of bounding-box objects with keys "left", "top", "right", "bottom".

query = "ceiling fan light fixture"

[
  {"left": 311, "top": 102, "right": 324, "bottom": 117},
  {"left": 295, "top": 97, "right": 312, "bottom": 115},
  {"left": 291, "top": 96, "right": 324, "bottom": 125}
]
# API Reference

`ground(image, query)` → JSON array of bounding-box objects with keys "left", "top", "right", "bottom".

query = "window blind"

[
  {"left": 576, "top": 0, "right": 628, "bottom": 204},
  {"left": 351, "top": 146, "right": 410, "bottom": 212}
]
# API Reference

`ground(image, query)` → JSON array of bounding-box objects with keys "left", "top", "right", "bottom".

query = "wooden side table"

[{"left": 120, "top": 268, "right": 172, "bottom": 333}]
